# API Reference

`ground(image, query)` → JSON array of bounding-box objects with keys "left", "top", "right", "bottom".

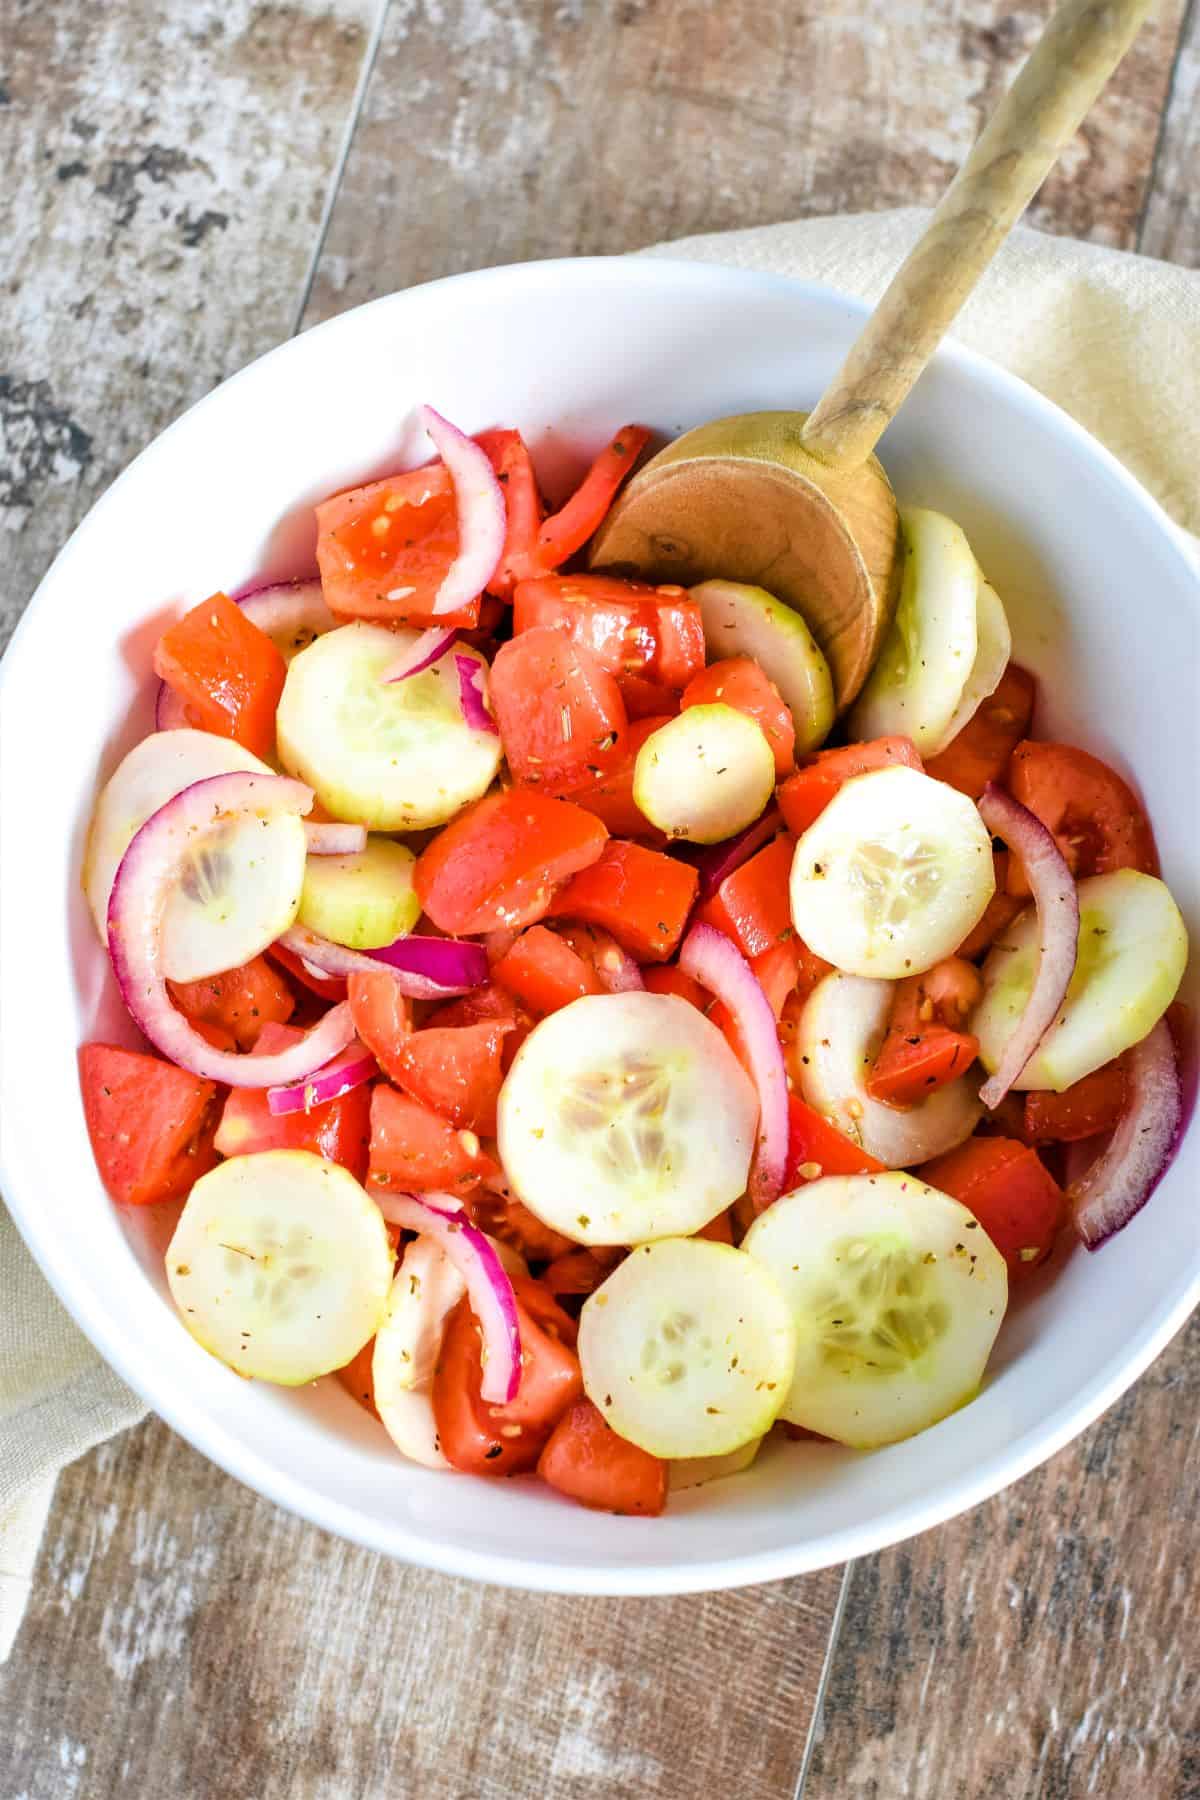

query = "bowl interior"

[{"left": 1, "top": 257, "right": 1197, "bottom": 1593}]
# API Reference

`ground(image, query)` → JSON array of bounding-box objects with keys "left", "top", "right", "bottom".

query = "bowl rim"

[{"left": 2, "top": 253, "right": 1197, "bottom": 1596}]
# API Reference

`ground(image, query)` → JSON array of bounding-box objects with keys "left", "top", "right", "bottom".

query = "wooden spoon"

[{"left": 589, "top": 0, "right": 1155, "bottom": 710}]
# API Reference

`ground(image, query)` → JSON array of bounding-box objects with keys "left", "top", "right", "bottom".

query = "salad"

[{"left": 77, "top": 404, "right": 1190, "bottom": 1518}]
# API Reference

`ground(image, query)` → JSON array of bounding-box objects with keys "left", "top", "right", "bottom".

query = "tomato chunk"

[
  {"left": 548, "top": 838, "right": 698, "bottom": 961},
  {"left": 682, "top": 656, "right": 795, "bottom": 777},
  {"left": 426, "top": 983, "right": 533, "bottom": 1070},
  {"left": 642, "top": 964, "right": 711, "bottom": 1011},
  {"left": 696, "top": 834, "right": 795, "bottom": 960},
  {"left": 568, "top": 713, "right": 671, "bottom": 840},
  {"left": 542, "top": 1246, "right": 624, "bottom": 1297},
  {"left": 494, "top": 925, "right": 605, "bottom": 1016},
  {"left": 867, "top": 959, "right": 982, "bottom": 1106},
  {"left": 434, "top": 1279, "right": 582, "bottom": 1475},
  {"left": 465, "top": 1187, "right": 576, "bottom": 1263},
  {"left": 414, "top": 790, "right": 608, "bottom": 935},
  {"left": 214, "top": 1023, "right": 371, "bottom": 1180},
  {"left": 538, "top": 1398, "right": 667, "bottom": 1516},
  {"left": 1023, "top": 1059, "right": 1126, "bottom": 1144},
  {"left": 925, "top": 664, "right": 1036, "bottom": 798},
  {"left": 919, "top": 1136, "right": 1063, "bottom": 1278},
  {"left": 368, "top": 1083, "right": 499, "bottom": 1194},
  {"left": 392, "top": 1022, "right": 510, "bottom": 1135},
  {"left": 490, "top": 626, "right": 628, "bottom": 795},
  {"left": 79, "top": 1044, "right": 218, "bottom": 1207},
  {"left": 1006, "top": 740, "right": 1158, "bottom": 889},
  {"left": 955, "top": 852, "right": 1025, "bottom": 960},
  {"left": 315, "top": 464, "right": 482, "bottom": 630},
  {"left": 513, "top": 573, "right": 705, "bottom": 698},
  {"left": 784, "top": 1095, "right": 886, "bottom": 1188},
  {"left": 153, "top": 592, "right": 287, "bottom": 762},
  {"left": 778, "top": 736, "right": 922, "bottom": 836},
  {"left": 507, "top": 426, "right": 650, "bottom": 581},
  {"left": 347, "top": 970, "right": 411, "bottom": 1086},
  {"left": 476, "top": 427, "right": 543, "bottom": 600},
  {"left": 168, "top": 954, "right": 295, "bottom": 1052}
]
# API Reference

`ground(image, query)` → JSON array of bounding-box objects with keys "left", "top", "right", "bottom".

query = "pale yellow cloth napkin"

[{"left": 2, "top": 207, "right": 1196, "bottom": 1662}]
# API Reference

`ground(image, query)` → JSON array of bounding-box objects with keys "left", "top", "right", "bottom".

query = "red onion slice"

[
  {"left": 373, "top": 1191, "right": 521, "bottom": 1403},
  {"left": 237, "top": 579, "right": 335, "bottom": 646},
  {"left": 279, "top": 924, "right": 487, "bottom": 998},
  {"left": 379, "top": 627, "right": 459, "bottom": 686},
  {"left": 563, "top": 925, "right": 644, "bottom": 993},
  {"left": 107, "top": 771, "right": 356, "bottom": 1087},
  {"left": 679, "top": 922, "right": 787, "bottom": 1213},
  {"left": 267, "top": 1038, "right": 377, "bottom": 1116},
  {"left": 304, "top": 821, "right": 368, "bottom": 856},
  {"left": 680, "top": 807, "right": 782, "bottom": 900},
  {"left": 977, "top": 782, "right": 1080, "bottom": 1109},
  {"left": 454, "top": 654, "right": 499, "bottom": 735},
  {"left": 418, "top": 405, "right": 506, "bottom": 616},
  {"left": 1070, "top": 1020, "right": 1182, "bottom": 1249}
]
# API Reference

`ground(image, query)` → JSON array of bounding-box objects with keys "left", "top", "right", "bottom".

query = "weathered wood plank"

[
  {"left": 1138, "top": 0, "right": 1199, "bottom": 265},
  {"left": 1, "top": 1417, "right": 842, "bottom": 1800},
  {"left": 0, "top": 0, "right": 375, "bottom": 645},
  {"left": 805, "top": 1309, "right": 1200, "bottom": 1800},
  {"left": 303, "top": 0, "right": 1187, "bottom": 328}
]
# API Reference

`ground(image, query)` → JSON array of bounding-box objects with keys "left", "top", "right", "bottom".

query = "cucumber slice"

[
  {"left": 927, "top": 578, "right": 1012, "bottom": 756},
  {"left": 497, "top": 992, "right": 759, "bottom": 1244},
  {"left": 848, "top": 509, "right": 978, "bottom": 753},
  {"left": 789, "top": 764, "right": 994, "bottom": 978},
  {"left": 668, "top": 1437, "right": 763, "bottom": 1492},
  {"left": 83, "top": 729, "right": 307, "bottom": 982},
  {"left": 972, "top": 869, "right": 1188, "bottom": 1091},
  {"left": 793, "top": 971, "right": 982, "bottom": 1166},
  {"left": 166, "top": 1150, "right": 393, "bottom": 1385},
  {"left": 632, "top": 704, "right": 775, "bottom": 843},
  {"left": 690, "top": 579, "right": 835, "bottom": 753},
  {"left": 578, "top": 1239, "right": 796, "bottom": 1458},
  {"left": 743, "top": 1173, "right": 1007, "bottom": 1447},
  {"left": 298, "top": 836, "right": 419, "bottom": 949},
  {"left": 277, "top": 623, "right": 502, "bottom": 830},
  {"left": 372, "top": 1235, "right": 526, "bottom": 1469}
]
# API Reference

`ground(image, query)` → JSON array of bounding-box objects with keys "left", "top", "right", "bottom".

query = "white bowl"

[{"left": 1, "top": 258, "right": 1196, "bottom": 1595}]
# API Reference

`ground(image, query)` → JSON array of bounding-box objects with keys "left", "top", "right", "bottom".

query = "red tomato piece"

[
  {"left": 476, "top": 427, "right": 544, "bottom": 600},
  {"left": 778, "top": 736, "right": 923, "bottom": 836},
  {"left": 167, "top": 954, "right": 295, "bottom": 1052},
  {"left": 548, "top": 838, "right": 699, "bottom": 962},
  {"left": 79, "top": 1044, "right": 219, "bottom": 1208},
  {"left": 414, "top": 790, "right": 608, "bottom": 935},
  {"left": 867, "top": 959, "right": 981, "bottom": 1106},
  {"left": 425, "top": 983, "right": 534, "bottom": 1070},
  {"left": 434, "top": 1279, "right": 583, "bottom": 1475},
  {"left": 696, "top": 834, "right": 796, "bottom": 960},
  {"left": 507, "top": 426, "right": 651, "bottom": 581},
  {"left": 335, "top": 1338, "right": 381, "bottom": 1419},
  {"left": 153, "top": 592, "right": 287, "bottom": 762},
  {"left": 464, "top": 1188, "right": 576, "bottom": 1263},
  {"left": 682, "top": 656, "right": 796, "bottom": 777},
  {"left": 214, "top": 1022, "right": 371, "bottom": 1180},
  {"left": 538, "top": 1398, "right": 667, "bottom": 1516},
  {"left": 542, "top": 1246, "right": 624, "bottom": 1297},
  {"left": 513, "top": 573, "right": 705, "bottom": 697},
  {"left": 919, "top": 1136, "right": 1063, "bottom": 1278},
  {"left": 568, "top": 713, "right": 671, "bottom": 841},
  {"left": 368, "top": 1084, "right": 499, "bottom": 1194},
  {"left": 315, "top": 464, "right": 482, "bottom": 630},
  {"left": 266, "top": 940, "right": 347, "bottom": 1003},
  {"left": 346, "top": 969, "right": 412, "bottom": 1086},
  {"left": 1023, "top": 1060, "right": 1127, "bottom": 1144},
  {"left": 494, "top": 925, "right": 605, "bottom": 1016},
  {"left": 1006, "top": 740, "right": 1158, "bottom": 889},
  {"left": 955, "top": 852, "right": 1025, "bottom": 960},
  {"left": 490, "top": 626, "right": 629, "bottom": 796},
  {"left": 391, "top": 1022, "right": 510, "bottom": 1135},
  {"left": 925, "top": 664, "right": 1036, "bottom": 798},
  {"left": 619, "top": 677, "right": 681, "bottom": 719},
  {"left": 752, "top": 941, "right": 805, "bottom": 1021},
  {"left": 696, "top": 1208, "right": 735, "bottom": 1245},
  {"left": 783, "top": 1095, "right": 887, "bottom": 1188},
  {"left": 641, "top": 964, "right": 711, "bottom": 1011}
]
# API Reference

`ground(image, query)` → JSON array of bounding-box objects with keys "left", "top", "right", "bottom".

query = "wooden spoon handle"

[{"left": 801, "top": 0, "right": 1154, "bottom": 470}]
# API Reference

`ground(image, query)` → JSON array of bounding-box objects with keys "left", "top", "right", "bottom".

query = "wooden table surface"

[{"left": 2, "top": 3, "right": 1196, "bottom": 1796}]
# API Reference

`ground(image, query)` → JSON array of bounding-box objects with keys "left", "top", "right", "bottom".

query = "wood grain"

[
  {"left": 0, "top": 0, "right": 375, "bottom": 645},
  {"left": 0, "top": 1417, "right": 842, "bottom": 1800},
  {"left": 1138, "top": 0, "right": 1199, "bottom": 264},
  {"left": 303, "top": 0, "right": 1189, "bottom": 329},
  {"left": 806, "top": 1309, "right": 1200, "bottom": 1800}
]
